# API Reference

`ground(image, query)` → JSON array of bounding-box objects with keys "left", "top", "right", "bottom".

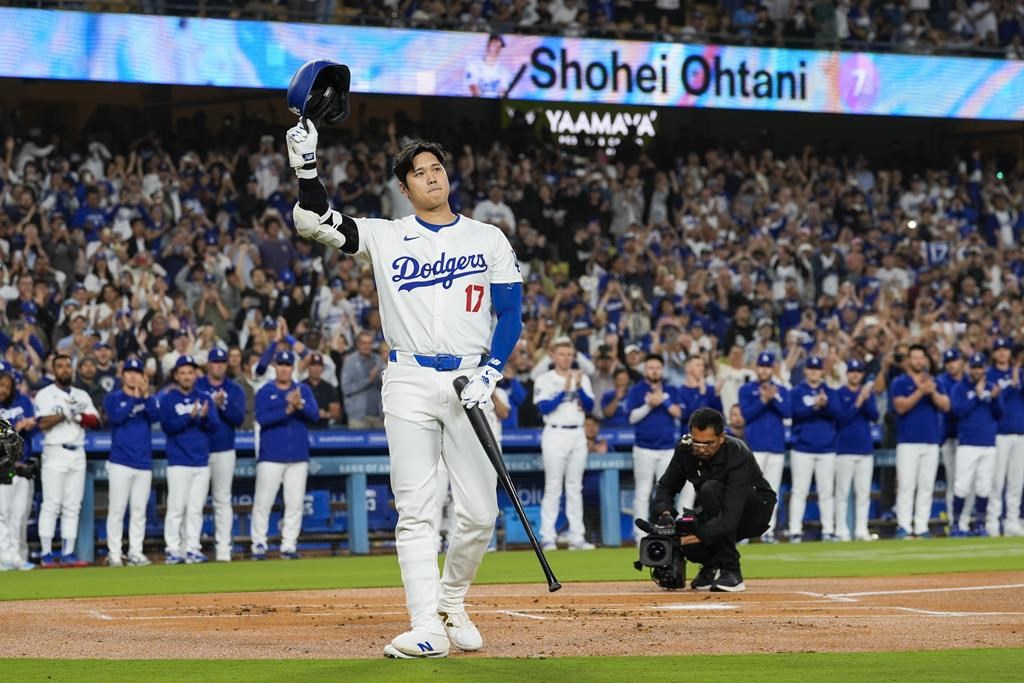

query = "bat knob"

[
  {"left": 452, "top": 376, "right": 470, "bottom": 394},
  {"left": 548, "top": 581, "right": 562, "bottom": 592}
]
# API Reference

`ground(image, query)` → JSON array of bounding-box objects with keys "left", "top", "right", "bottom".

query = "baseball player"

[
  {"left": 833, "top": 359, "right": 879, "bottom": 542},
  {"left": 286, "top": 118, "right": 522, "bottom": 658},
  {"left": 252, "top": 350, "right": 319, "bottom": 560},
  {"left": 788, "top": 356, "right": 840, "bottom": 543},
  {"left": 159, "top": 355, "right": 221, "bottom": 564},
  {"left": 738, "top": 351, "right": 791, "bottom": 542},
  {"left": 986, "top": 338, "right": 1024, "bottom": 537},
  {"left": 534, "top": 338, "right": 596, "bottom": 552},
  {"left": 0, "top": 364, "right": 37, "bottom": 570},
  {"left": 196, "top": 348, "right": 247, "bottom": 561},
  {"left": 890, "top": 344, "right": 950, "bottom": 539},
  {"left": 950, "top": 353, "right": 1001, "bottom": 537},
  {"left": 34, "top": 354, "right": 101, "bottom": 567},
  {"left": 936, "top": 349, "right": 965, "bottom": 531},
  {"left": 626, "top": 354, "right": 683, "bottom": 538},
  {"left": 103, "top": 358, "right": 160, "bottom": 566}
]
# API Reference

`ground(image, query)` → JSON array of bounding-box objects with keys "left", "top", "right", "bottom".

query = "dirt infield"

[{"left": 5, "top": 571, "right": 1022, "bottom": 659}]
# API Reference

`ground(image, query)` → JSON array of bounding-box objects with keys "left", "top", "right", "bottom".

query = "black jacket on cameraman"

[{"left": 653, "top": 436, "right": 776, "bottom": 570}]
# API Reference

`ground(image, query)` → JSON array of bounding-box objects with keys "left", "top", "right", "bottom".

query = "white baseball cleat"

[
  {"left": 568, "top": 540, "right": 595, "bottom": 551},
  {"left": 107, "top": 555, "right": 123, "bottom": 567},
  {"left": 1003, "top": 522, "right": 1024, "bottom": 537},
  {"left": 439, "top": 610, "right": 483, "bottom": 651},
  {"left": 383, "top": 629, "right": 450, "bottom": 659}
]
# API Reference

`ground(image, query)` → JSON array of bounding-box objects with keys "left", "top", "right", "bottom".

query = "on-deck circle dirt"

[{"left": 4, "top": 571, "right": 1021, "bottom": 658}]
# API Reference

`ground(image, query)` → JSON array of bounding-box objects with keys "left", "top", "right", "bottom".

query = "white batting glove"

[
  {"left": 286, "top": 119, "right": 318, "bottom": 179},
  {"left": 460, "top": 367, "right": 503, "bottom": 409}
]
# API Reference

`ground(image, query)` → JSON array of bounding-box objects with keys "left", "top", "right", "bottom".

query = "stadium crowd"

[{"left": 0, "top": 98, "right": 1023, "bottom": 564}]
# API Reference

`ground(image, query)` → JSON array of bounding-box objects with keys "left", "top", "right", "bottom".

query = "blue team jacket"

[
  {"left": 159, "top": 387, "right": 221, "bottom": 467},
  {"left": 104, "top": 390, "right": 160, "bottom": 470},
  {"left": 600, "top": 389, "right": 631, "bottom": 428},
  {"left": 738, "top": 380, "right": 791, "bottom": 453},
  {"left": 790, "top": 382, "right": 839, "bottom": 453},
  {"left": 196, "top": 376, "right": 247, "bottom": 452},
  {"left": 677, "top": 383, "right": 723, "bottom": 425},
  {"left": 834, "top": 385, "right": 879, "bottom": 455},
  {"left": 625, "top": 381, "right": 682, "bottom": 450},
  {"left": 987, "top": 367, "right": 1024, "bottom": 435},
  {"left": 952, "top": 380, "right": 1002, "bottom": 447},
  {"left": 255, "top": 381, "right": 319, "bottom": 463},
  {"left": 890, "top": 374, "right": 945, "bottom": 445},
  {"left": 936, "top": 372, "right": 962, "bottom": 441}
]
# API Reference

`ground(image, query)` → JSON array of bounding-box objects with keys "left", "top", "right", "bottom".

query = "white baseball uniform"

[
  {"left": 534, "top": 370, "right": 594, "bottom": 547},
  {"left": 0, "top": 398, "right": 34, "bottom": 568},
  {"left": 343, "top": 212, "right": 521, "bottom": 632},
  {"left": 33, "top": 384, "right": 99, "bottom": 557}
]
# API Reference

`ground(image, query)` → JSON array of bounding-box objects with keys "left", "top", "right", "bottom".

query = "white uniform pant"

[
  {"left": 632, "top": 446, "right": 674, "bottom": 539},
  {"left": 106, "top": 462, "right": 152, "bottom": 561},
  {"left": 953, "top": 443, "right": 995, "bottom": 522},
  {"left": 834, "top": 454, "right": 873, "bottom": 540},
  {"left": 895, "top": 443, "right": 940, "bottom": 535},
  {"left": 540, "top": 426, "right": 588, "bottom": 546},
  {"left": 164, "top": 465, "right": 210, "bottom": 556},
  {"left": 753, "top": 451, "right": 785, "bottom": 535},
  {"left": 940, "top": 438, "right": 957, "bottom": 523},
  {"left": 39, "top": 445, "right": 86, "bottom": 555},
  {"left": 989, "top": 434, "right": 1024, "bottom": 533},
  {"left": 209, "top": 449, "right": 237, "bottom": 559},
  {"left": 251, "top": 460, "right": 308, "bottom": 553},
  {"left": 0, "top": 476, "right": 32, "bottom": 566},
  {"left": 381, "top": 363, "right": 498, "bottom": 632},
  {"left": 787, "top": 451, "right": 836, "bottom": 537}
]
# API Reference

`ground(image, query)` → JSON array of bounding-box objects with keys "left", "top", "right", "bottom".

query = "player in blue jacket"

[
  {"left": 738, "top": 352, "right": 790, "bottom": 542},
  {"left": 833, "top": 359, "right": 880, "bottom": 542},
  {"left": 626, "top": 354, "right": 683, "bottom": 539},
  {"left": 159, "top": 355, "right": 221, "bottom": 564},
  {"left": 986, "top": 338, "right": 1024, "bottom": 537},
  {"left": 936, "top": 349, "right": 966, "bottom": 533},
  {"left": 600, "top": 369, "right": 633, "bottom": 428},
  {"left": 103, "top": 358, "right": 160, "bottom": 567},
  {"left": 196, "top": 348, "right": 247, "bottom": 562},
  {"left": 949, "top": 353, "right": 1002, "bottom": 536},
  {"left": 788, "top": 356, "right": 840, "bottom": 542},
  {"left": 252, "top": 350, "right": 319, "bottom": 560},
  {"left": 890, "top": 344, "right": 950, "bottom": 538},
  {"left": 0, "top": 363, "right": 38, "bottom": 571}
]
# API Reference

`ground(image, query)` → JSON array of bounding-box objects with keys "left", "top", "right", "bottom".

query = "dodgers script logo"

[{"left": 391, "top": 252, "right": 488, "bottom": 291}]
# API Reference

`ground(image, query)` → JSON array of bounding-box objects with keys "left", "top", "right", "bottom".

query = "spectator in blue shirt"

[
  {"left": 890, "top": 344, "right": 951, "bottom": 539},
  {"left": 833, "top": 359, "right": 880, "bottom": 542},
  {"left": 951, "top": 353, "right": 1002, "bottom": 537}
]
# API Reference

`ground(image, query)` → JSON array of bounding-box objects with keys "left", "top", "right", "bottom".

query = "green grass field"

[
  {"left": 1, "top": 537, "right": 1021, "bottom": 601},
  {"left": 5, "top": 649, "right": 1023, "bottom": 682}
]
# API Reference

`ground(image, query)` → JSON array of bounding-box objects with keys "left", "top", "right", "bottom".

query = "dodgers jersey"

[
  {"left": 353, "top": 215, "right": 522, "bottom": 357},
  {"left": 33, "top": 384, "right": 99, "bottom": 448},
  {"left": 533, "top": 369, "right": 594, "bottom": 428}
]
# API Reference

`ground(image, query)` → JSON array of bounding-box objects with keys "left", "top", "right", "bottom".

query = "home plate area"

[{"left": 3, "top": 572, "right": 1021, "bottom": 659}]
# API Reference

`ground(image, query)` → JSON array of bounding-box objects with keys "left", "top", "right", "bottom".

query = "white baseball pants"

[
  {"left": 164, "top": 465, "right": 210, "bottom": 556},
  {"left": 787, "top": 451, "right": 836, "bottom": 537},
  {"left": 989, "top": 434, "right": 1024, "bottom": 534},
  {"left": 895, "top": 443, "right": 940, "bottom": 535},
  {"left": 753, "top": 451, "right": 785, "bottom": 535},
  {"left": 0, "top": 476, "right": 32, "bottom": 566},
  {"left": 632, "top": 446, "right": 674, "bottom": 539},
  {"left": 38, "top": 445, "right": 86, "bottom": 555},
  {"left": 106, "top": 461, "right": 152, "bottom": 561},
  {"left": 250, "top": 460, "right": 308, "bottom": 553},
  {"left": 381, "top": 363, "right": 498, "bottom": 632},
  {"left": 433, "top": 459, "right": 454, "bottom": 553},
  {"left": 540, "top": 426, "right": 588, "bottom": 546},
  {"left": 209, "top": 449, "right": 237, "bottom": 560},
  {"left": 834, "top": 454, "right": 873, "bottom": 540},
  {"left": 940, "top": 438, "right": 957, "bottom": 524}
]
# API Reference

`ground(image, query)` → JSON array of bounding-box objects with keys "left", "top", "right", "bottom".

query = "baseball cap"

[
  {"left": 208, "top": 348, "right": 228, "bottom": 363},
  {"left": 123, "top": 358, "right": 145, "bottom": 373},
  {"left": 174, "top": 329, "right": 190, "bottom": 339},
  {"left": 262, "top": 317, "right": 278, "bottom": 330},
  {"left": 329, "top": 276, "right": 344, "bottom": 289},
  {"left": 847, "top": 359, "right": 865, "bottom": 372},
  {"left": 942, "top": 349, "right": 961, "bottom": 363},
  {"left": 625, "top": 344, "right": 642, "bottom": 355},
  {"left": 969, "top": 352, "right": 987, "bottom": 368},
  {"left": 94, "top": 341, "right": 111, "bottom": 350},
  {"left": 993, "top": 338, "right": 1012, "bottom": 351},
  {"left": 757, "top": 352, "right": 776, "bottom": 367},
  {"left": 757, "top": 317, "right": 773, "bottom": 329},
  {"left": 0, "top": 360, "right": 11, "bottom": 376},
  {"left": 806, "top": 356, "right": 824, "bottom": 370},
  {"left": 274, "top": 350, "right": 296, "bottom": 365},
  {"left": 174, "top": 355, "right": 198, "bottom": 371},
  {"left": 309, "top": 352, "right": 324, "bottom": 366},
  {"left": 280, "top": 269, "right": 296, "bottom": 285}
]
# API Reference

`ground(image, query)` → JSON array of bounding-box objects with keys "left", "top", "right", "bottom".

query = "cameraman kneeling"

[{"left": 653, "top": 408, "right": 776, "bottom": 592}]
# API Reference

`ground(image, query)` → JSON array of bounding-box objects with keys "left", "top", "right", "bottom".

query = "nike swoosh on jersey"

[{"left": 403, "top": 235, "right": 421, "bottom": 241}]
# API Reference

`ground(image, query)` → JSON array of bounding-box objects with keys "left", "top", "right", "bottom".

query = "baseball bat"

[{"left": 452, "top": 376, "right": 562, "bottom": 592}]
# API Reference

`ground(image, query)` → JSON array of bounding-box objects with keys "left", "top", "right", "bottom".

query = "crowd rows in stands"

[
  {"left": 1, "top": 102, "right": 1022, "bottom": 435},
  {"left": 30, "top": 0, "right": 1024, "bottom": 58}
]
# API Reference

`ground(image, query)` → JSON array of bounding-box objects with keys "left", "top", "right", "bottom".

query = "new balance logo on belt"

[{"left": 417, "top": 641, "right": 434, "bottom": 652}]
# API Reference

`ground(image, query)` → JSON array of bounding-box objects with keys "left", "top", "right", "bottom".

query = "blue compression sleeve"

[{"left": 486, "top": 282, "right": 523, "bottom": 372}]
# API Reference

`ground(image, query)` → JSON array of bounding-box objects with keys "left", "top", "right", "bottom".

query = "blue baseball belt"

[{"left": 388, "top": 350, "right": 488, "bottom": 372}]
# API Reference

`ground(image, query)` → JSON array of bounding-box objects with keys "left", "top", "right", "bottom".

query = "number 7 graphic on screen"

[{"left": 465, "top": 284, "right": 485, "bottom": 312}]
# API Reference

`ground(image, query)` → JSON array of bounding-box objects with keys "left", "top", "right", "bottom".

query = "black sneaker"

[
  {"left": 690, "top": 565, "right": 718, "bottom": 591},
  {"left": 710, "top": 569, "right": 746, "bottom": 592}
]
